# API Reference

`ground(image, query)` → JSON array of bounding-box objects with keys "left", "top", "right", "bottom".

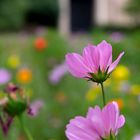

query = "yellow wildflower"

[
  {"left": 131, "top": 85, "right": 140, "bottom": 95},
  {"left": 7, "top": 55, "right": 20, "bottom": 68},
  {"left": 112, "top": 65, "right": 130, "bottom": 81}
]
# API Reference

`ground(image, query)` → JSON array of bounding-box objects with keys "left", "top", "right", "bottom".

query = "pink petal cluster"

[
  {"left": 66, "top": 102, "right": 125, "bottom": 140},
  {"left": 66, "top": 40, "right": 124, "bottom": 79}
]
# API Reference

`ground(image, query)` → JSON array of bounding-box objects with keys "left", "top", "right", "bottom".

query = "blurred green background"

[{"left": 0, "top": 0, "right": 140, "bottom": 140}]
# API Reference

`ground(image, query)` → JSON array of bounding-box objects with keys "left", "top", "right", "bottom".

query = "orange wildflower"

[
  {"left": 17, "top": 68, "right": 32, "bottom": 84},
  {"left": 34, "top": 37, "right": 47, "bottom": 51}
]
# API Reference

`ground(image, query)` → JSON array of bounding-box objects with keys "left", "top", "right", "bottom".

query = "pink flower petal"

[
  {"left": 108, "top": 52, "right": 124, "bottom": 73},
  {"left": 102, "top": 102, "right": 119, "bottom": 135},
  {"left": 66, "top": 116, "right": 100, "bottom": 140},
  {"left": 97, "top": 40, "right": 112, "bottom": 71},
  {"left": 87, "top": 106, "right": 105, "bottom": 137},
  {"left": 66, "top": 53, "right": 90, "bottom": 78},
  {"left": 117, "top": 115, "right": 125, "bottom": 129},
  {"left": 83, "top": 45, "right": 100, "bottom": 73}
]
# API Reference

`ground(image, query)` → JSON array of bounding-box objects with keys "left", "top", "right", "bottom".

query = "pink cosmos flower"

[
  {"left": 66, "top": 40, "right": 124, "bottom": 83},
  {"left": 65, "top": 101, "right": 125, "bottom": 140}
]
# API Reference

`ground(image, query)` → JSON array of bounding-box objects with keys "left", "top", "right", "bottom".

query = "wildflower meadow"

[{"left": 0, "top": 28, "right": 140, "bottom": 140}]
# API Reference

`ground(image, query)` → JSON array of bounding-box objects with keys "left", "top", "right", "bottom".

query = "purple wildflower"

[
  {"left": 110, "top": 32, "right": 124, "bottom": 42},
  {"left": 0, "top": 69, "right": 11, "bottom": 84},
  {"left": 133, "top": 134, "right": 140, "bottom": 140},
  {"left": 49, "top": 62, "right": 68, "bottom": 84},
  {"left": 28, "top": 100, "right": 44, "bottom": 117}
]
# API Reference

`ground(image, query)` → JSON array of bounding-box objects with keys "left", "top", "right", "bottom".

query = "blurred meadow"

[{"left": 0, "top": 0, "right": 140, "bottom": 140}]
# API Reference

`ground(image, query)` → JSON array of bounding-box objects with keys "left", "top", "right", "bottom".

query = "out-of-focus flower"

[
  {"left": 118, "top": 81, "right": 131, "bottom": 93},
  {"left": 66, "top": 40, "right": 124, "bottom": 83},
  {"left": 34, "top": 37, "right": 47, "bottom": 51},
  {"left": 4, "top": 84, "right": 27, "bottom": 117},
  {"left": 5, "top": 82, "right": 19, "bottom": 93},
  {"left": 66, "top": 101, "right": 125, "bottom": 140},
  {"left": 0, "top": 83, "right": 42, "bottom": 135},
  {"left": 6, "top": 84, "right": 43, "bottom": 117},
  {"left": 55, "top": 92, "right": 67, "bottom": 104},
  {"left": 7, "top": 55, "right": 20, "bottom": 69},
  {"left": 133, "top": 134, "right": 140, "bottom": 140},
  {"left": 0, "top": 83, "right": 27, "bottom": 135},
  {"left": 0, "top": 69, "right": 11, "bottom": 85},
  {"left": 113, "top": 81, "right": 131, "bottom": 93},
  {"left": 110, "top": 32, "right": 124, "bottom": 42},
  {"left": 17, "top": 68, "right": 32, "bottom": 84},
  {"left": 28, "top": 100, "right": 44, "bottom": 117},
  {"left": 131, "top": 85, "right": 140, "bottom": 96},
  {"left": 85, "top": 86, "right": 100, "bottom": 102},
  {"left": 110, "top": 99, "right": 124, "bottom": 109},
  {"left": 112, "top": 65, "right": 130, "bottom": 81},
  {"left": 4, "top": 83, "right": 23, "bottom": 100},
  {"left": 49, "top": 62, "right": 68, "bottom": 84}
]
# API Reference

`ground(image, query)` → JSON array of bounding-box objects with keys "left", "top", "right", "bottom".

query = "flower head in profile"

[
  {"left": 66, "top": 40, "right": 124, "bottom": 83},
  {"left": 65, "top": 101, "right": 125, "bottom": 140},
  {"left": 0, "top": 83, "right": 43, "bottom": 136}
]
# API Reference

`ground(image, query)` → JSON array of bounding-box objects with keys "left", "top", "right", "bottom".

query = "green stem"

[
  {"left": 100, "top": 82, "right": 106, "bottom": 106},
  {"left": 18, "top": 115, "right": 34, "bottom": 140}
]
